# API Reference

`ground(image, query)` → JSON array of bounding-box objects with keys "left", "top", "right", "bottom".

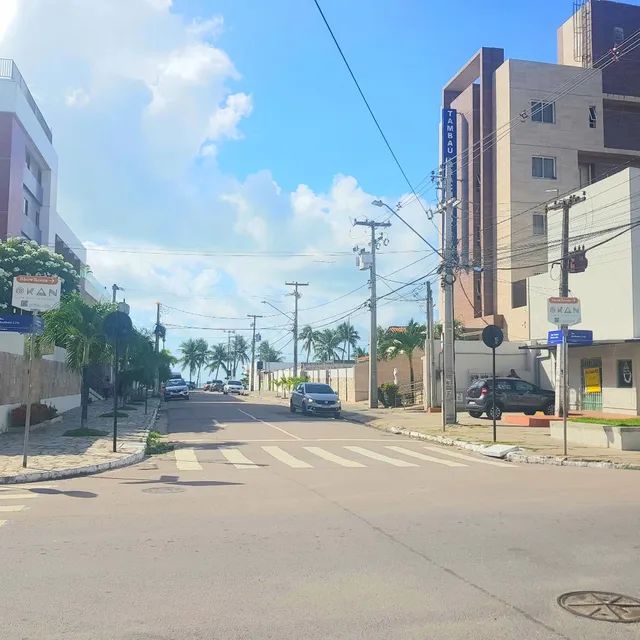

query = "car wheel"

[
  {"left": 486, "top": 404, "right": 503, "bottom": 420},
  {"left": 290, "top": 401, "right": 296, "bottom": 413},
  {"left": 468, "top": 411, "right": 482, "bottom": 418},
  {"left": 543, "top": 402, "right": 555, "bottom": 416},
  {"left": 223, "top": 391, "right": 228, "bottom": 395},
  {"left": 301, "top": 402, "right": 308, "bottom": 416},
  {"left": 524, "top": 410, "right": 536, "bottom": 416},
  {"left": 333, "top": 411, "right": 341, "bottom": 419}
]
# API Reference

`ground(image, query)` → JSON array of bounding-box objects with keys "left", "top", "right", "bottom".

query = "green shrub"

[
  {"left": 380, "top": 383, "right": 400, "bottom": 408},
  {"left": 146, "top": 430, "right": 174, "bottom": 455},
  {"left": 64, "top": 427, "right": 108, "bottom": 437}
]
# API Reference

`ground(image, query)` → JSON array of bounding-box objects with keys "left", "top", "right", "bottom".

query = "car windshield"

[
  {"left": 167, "top": 380, "right": 185, "bottom": 386},
  {"left": 228, "top": 381, "right": 242, "bottom": 385},
  {"left": 305, "top": 384, "right": 334, "bottom": 394}
]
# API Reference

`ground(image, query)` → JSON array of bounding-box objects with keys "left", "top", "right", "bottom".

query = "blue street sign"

[
  {"left": 0, "top": 314, "right": 44, "bottom": 335},
  {"left": 547, "top": 329, "right": 593, "bottom": 346}
]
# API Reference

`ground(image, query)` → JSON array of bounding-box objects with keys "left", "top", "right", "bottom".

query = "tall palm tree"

[
  {"left": 207, "top": 344, "right": 229, "bottom": 379},
  {"left": 382, "top": 319, "right": 426, "bottom": 387},
  {"left": 193, "top": 338, "right": 209, "bottom": 386},
  {"left": 299, "top": 325, "right": 316, "bottom": 363},
  {"left": 336, "top": 322, "right": 360, "bottom": 361},
  {"left": 258, "top": 341, "right": 282, "bottom": 363},
  {"left": 313, "top": 328, "right": 341, "bottom": 363},
  {"left": 231, "top": 335, "right": 249, "bottom": 377},
  {"left": 179, "top": 339, "right": 199, "bottom": 383},
  {"left": 43, "top": 293, "right": 112, "bottom": 428}
]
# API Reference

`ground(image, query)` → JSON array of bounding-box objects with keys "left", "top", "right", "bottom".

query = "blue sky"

[{"left": 0, "top": 0, "right": 588, "bottom": 369}]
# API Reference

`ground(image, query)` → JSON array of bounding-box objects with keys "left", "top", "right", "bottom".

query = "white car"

[{"left": 223, "top": 380, "right": 246, "bottom": 395}]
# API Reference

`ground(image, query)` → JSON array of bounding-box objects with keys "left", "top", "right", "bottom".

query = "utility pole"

[
  {"left": 111, "top": 283, "right": 123, "bottom": 304},
  {"left": 424, "top": 281, "right": 436, "bottom": 411},
  {"left": 546, "top": 193, "right": 586, "bottom": 417},
  {"left": 354, "top": 218, "right": 391, "bottom": 408},
  {"left": 154, "top": 302, "right": 160, "bottom": 393},
  {"left": 441, "top": 159, "right": 457, "bottom": 426},
  {"left": 224, "top": 330, "right": 236, "bottom": 378},
  {"left": 247, "top": 314, "right": 263, "bottom": 392},
  {"left": 285, "top": 281, "right": 309, "bottom": 377}
]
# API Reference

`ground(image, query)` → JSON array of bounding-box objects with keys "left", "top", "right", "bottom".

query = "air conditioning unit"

[{"left": 358, "top": 252, "right": 372, "bottom": 271}]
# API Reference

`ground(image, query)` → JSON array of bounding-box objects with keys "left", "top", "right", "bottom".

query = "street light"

[{"left": 261, "top": 300, "right": 294, "bottom": 321}]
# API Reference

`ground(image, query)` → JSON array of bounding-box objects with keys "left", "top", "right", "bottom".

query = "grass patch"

[
  {"left": 64, "top": 427, "right": 108, "bottom": 437},
  {"left": 146, "top": 430, "right": 174, "bottom": 455},
  {"left": 99, "top": 411, "right": 128, "bottom": 418},
  {"left": 572, "top": 417, "right": 640, "bottom": 427},
  {"left": 129, "top": 401, "right": 144, "bottom": 405},
  {"left": 120, "top": 404, "right": 138, "bottom": 411}
]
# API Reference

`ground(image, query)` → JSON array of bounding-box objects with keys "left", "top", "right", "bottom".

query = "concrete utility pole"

[
  {"left": 154, "top": 302, "right": 161, "bottom": 393},
  {"left": 424, "top": 280, "right": 436, "bottom": 411},
  {"left": 224, "top": 330, "right": 236, "bottom": 378},
  {"left": 285, "top": 282, "right": 308, "bottom": 378},
  {"left": 354, "top": 218, "right": 391, "bottom": 408},
  {"left": 441, "top": 160, "right": 457, "bottom": 426},
  {"left": 247, "top": 314, "right": 263, "bottom": 392},
  {"left": 545, "top": 193, "right": 586, "bottom": 417},
  {"left": 111, "top": 283, "right": 123, "bottom": 304}
]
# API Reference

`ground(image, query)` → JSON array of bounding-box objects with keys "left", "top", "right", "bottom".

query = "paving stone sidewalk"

[{"left": 0, "top": 398, "right": 160, "bottom": 482}]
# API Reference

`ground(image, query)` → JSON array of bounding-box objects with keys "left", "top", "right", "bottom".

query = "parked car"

[
  {"left": 187, "top": 381, "right": 196, "bottom": 390},
  {"left": 210, "top": 380, "right": 224, "bottom": 392},
  {"left": 164, "top": 378, "right": 190, "bottom": 401},
  {"left": 466, "top": 377, "right": 555, "bottom": 420},
  {"left": 203, "top": 381, "right": 212, "bottom": 391},
  {"left": 223, "top": 380, "right": 245, "bottom": 395},
  {"left": 290, "top": 382, "right": 341, "bottom": 419}
]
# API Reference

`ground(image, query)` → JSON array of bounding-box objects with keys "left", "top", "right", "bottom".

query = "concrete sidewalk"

[
  {"left": 0, "top": 397, "right": 160, "bottom": 483},
  {"left": 251, "top": 390, "right": 640, "bottom": 469}
]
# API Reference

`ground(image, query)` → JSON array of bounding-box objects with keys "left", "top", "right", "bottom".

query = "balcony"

[{"left": 0, "top": 58, "right": 52, "bottom": 143}]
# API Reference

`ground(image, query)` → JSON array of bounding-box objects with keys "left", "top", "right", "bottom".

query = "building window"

[
  {"left": 614, "top": 27, "right": 625, "bottom": 45},
  {"left": 25, "top": 151, "right": 31, "bottom": 170},
  {"left": 511, "top": 279, "right": 527, "bottom": 309},
  {"left": 23, "top": 197, "right": 29, "bottom": 217},
  {"left": 532, "top": 156, "right": 556, "bottom": 179},
  {"left": 35, "top": 209, "right": 40, "bottom": 227},
  {"left": 533, "top": 213, "right": 546, "bottom": 235},
  {"left": 531, "top": 101, "right": 555, "bottom": 124},
  {"left": 588, "top": 106, "right": 597, "bottom": 128},
  {"left": 617, "top": 360, "right": 633, "bottom": 388},
  {"left": 37, "top": 166, "right": 42, "bottom": 184}
]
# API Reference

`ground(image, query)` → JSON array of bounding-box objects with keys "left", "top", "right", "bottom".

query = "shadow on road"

[
  {"left": 28, "top": 488, "right": 98, "bottom": 498},
  {"left": 121, "top": 474, "right": 243, "bottom": 488}
]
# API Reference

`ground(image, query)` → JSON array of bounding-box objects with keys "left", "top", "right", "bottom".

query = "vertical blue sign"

[{"left": 442, "top": 108, "right": 458, "bottom": 247}]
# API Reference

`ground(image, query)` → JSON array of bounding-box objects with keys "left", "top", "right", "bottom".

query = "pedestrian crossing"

[
  {"left": 0, "top": 484, "right": 54, "bottom": 530},
  {"left": 172, "top": 443, "right": 517, "bottom": 472}
]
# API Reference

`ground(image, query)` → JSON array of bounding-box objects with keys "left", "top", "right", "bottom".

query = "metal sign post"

[
  {"left": 482, "top": 325, "right": 504, "bottom": 443},
  {"left": 563, "top": 327, "right": 569, "bottom": 457},
  {"left": 21, "top": 312, "right": 38, "bottom": 468}
]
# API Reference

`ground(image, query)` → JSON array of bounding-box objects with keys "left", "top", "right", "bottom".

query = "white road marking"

[
  {"left": 238, "top": 409, "right": 301, "bottom": 440},
  {"left": 0, "top": 484, "right": 57, "bottom": 491},
  {"left": 0, "top": 520, "right": 6, "bottom": 528},
  {"left": 174, "top": 448, "right": 203, "bottom": 471},
  {"left": 304, "top": 447, "right": 365, "bottom": 468},
  {"left": 422, "top": 445, "right": 517, "bottom": 467},
  {"left": 0, "top": 505, "right": 27, "bottom": 512},
  {"left": 212, "top": 420, "right": 227, "bottom": 428},
  {"left": 262, "top": 446, "right": 312, "bottom": 468},
  {"left": 344, "top": 446, "right": 418, "bottom": 467},
  {"left": 220, "top": 448, "right": 259, "bottom": 469},
  {"left": 0, "top": 494, "right": 39, "bottom": 499},
  {"left": 385, "top": 446, "right": 467, "bottom": 467}
]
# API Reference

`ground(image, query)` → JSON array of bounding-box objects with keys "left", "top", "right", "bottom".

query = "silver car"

[
  {"left": 290, "top": 383, "right": 341, "bottom": 418},
  {"left": 223, "top": 380, "right": 246, "bottom": 395}
]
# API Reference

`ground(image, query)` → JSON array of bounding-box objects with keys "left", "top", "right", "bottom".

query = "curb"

[
  {"left": 342, "top": 412, "right": 640, "bottom": 471},
  {"left": 0, "top": 402, "right": 161, "bottom": 485}
]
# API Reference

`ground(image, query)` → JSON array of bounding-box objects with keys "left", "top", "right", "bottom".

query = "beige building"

[{"left": 442, "top": 0, "right": 640, "bottom": 339}]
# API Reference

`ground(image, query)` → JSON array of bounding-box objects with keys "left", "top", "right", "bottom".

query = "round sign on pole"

[
  {"left": 103, "top": 311, "right": 133, "bottom": 342},
  {"left": 482, "top": 325, "right": 504, "bottom": 349}
]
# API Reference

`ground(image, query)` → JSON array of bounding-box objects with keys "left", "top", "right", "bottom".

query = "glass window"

[
  {"left": 23, "top": 197, "right": 29, "bottom": 217},
  {"left": 25, "top": 151, "right": 31, "bottom": 169},
  {"left": 588, "top": 106, "right": 597, "bottom": 129},
  {"left": 37, "top": 166, "right": 42, "bottom": 184},
  {"left": 495, "top": 380, "right": 514, "bottom": 392},
  {"left": 35, "top": 209, "right": 40, "bottom": 227},
  {"left": 614, "top": 27, "right": 625, "bottom": 45},
  {"left": 531, "top": 101, "right": 555, "bottom": 124},
  {"left": 512, "top": 279, "right": 527, "bottom": 308},
  {"left": 514, "top": 381, "right": 535, "bottom": 393},
  {"left": 617, "top": 360, "right": 633, "bottom": 388},
  {"left": 532, "top": 156, "right": 556, "bottom": 179},
  {"left": 533, "top": 213, "right": 546, "bottom": 235},
  {"left": 305, "top": 383, "right": 334, "bottom": 394}
]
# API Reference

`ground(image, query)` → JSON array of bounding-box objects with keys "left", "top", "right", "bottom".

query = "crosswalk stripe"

[
  {"left": 0, "top": 520, "right": 6, "bottom": 528},
  {"left": 304, "top": 447, "right": 365, "bottom": 468},
  {"left": 0, "top": 494, "right": 38, "bottom": 499},
  {"left": 0, "top": 505, "right": 27, "bottom": 512},
  {"left": 262, "top": 446, "right": 312, "bottom": 468},
  {"left": 385, "top": 446, "right": 467, "bottom": 467},
  {"left": 344, "top": 446, "right": 418, "bottom": 467},
  {"left": 422, "top": 445, "right": 517, "bottom": 467},
  {"left": 220, "top": 448, "right": 259, "bottom": 469},
  {"left": 174, "top": 448, "right": 203, "bottom": 471},
  {"left": 0, "top": 484, "right": 57, "bottom": 492}
]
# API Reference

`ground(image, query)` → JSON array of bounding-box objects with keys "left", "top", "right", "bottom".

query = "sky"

[{"left": 0, "top": 0, "right": 582, "bottom": 370}]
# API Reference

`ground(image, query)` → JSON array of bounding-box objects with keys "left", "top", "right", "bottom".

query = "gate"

[{"left": 580, "top": 357, "right": 602, "bottom": 410}]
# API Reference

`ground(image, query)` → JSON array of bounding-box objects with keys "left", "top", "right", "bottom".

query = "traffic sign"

[
  {"left": 103, "top": 311, "right": 133, "bottom": 342},
  {"left": 0, "top": 314, "right": 44, "bottom": 335},
  {"left": 12, "top": 275, "right": 61, "bottom": 312},
  {"left": 547, "top": 329, "right": 593, "bottom": 346},
  {"left": 548, "top": 296, "right": 581, "bottom": 326},
  {"left": 482, "top": 325, "right": 504, "bottom": 349}
]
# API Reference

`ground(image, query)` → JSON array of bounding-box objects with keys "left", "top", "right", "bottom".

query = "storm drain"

[
  {"left": 558, "top": 591, "right": 640, "bottom": 623},
  {"left": 142, "top": 486, "right": 186, "bottom": 494}
]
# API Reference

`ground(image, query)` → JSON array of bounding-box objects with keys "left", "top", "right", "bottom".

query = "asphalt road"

[{"left": 1, "top": 391, "right": 639, "bottom": 640}]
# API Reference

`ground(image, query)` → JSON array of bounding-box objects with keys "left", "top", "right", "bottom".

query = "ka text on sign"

[{"left": 12, "top": 275, "right": 61, "bottom": 312}]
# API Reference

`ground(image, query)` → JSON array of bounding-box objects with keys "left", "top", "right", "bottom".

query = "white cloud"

[
  {"left": 145, "top": 0, "right": 172, "bottom": 11},
  {"left": 188, "top": 16, "right": 224, "bottom": 39},
  {"left": 206, "top": 92, "right": 253, "bottom": 141},
  {"left": 65, "top": 88, "right": 90, "bottom": 108},
  {"left": 0, "top": 0, "right": 17, "bottom": 41}
]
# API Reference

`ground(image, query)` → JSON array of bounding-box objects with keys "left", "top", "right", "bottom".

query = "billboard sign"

[
  {"left": 547, "top": 296, "right": 581, "bottom": 326},
  {"left": 442, "top": 108, "right": 458, "bottom": 245},
  {"left": 12, "top": 275, "right": 61, "bottom": 312}
]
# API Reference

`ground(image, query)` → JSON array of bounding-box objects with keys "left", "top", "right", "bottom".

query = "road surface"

[{"left": 1, "top": 392, "right": 639, "bottom": 639}]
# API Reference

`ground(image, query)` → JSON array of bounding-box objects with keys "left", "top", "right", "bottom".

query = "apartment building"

[
  {"left": 441, "top": 0, "right": 640, "bottom": 339},
  {"left": 0, "top": 58, "right": 106, "bottom": 302}
]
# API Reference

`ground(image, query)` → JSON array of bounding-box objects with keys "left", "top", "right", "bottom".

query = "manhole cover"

[
  {"left": 558, "top": 591, "right": 640, "bottom": 623},
  {"left": 142, "top": 486, "right": 185, "bottom": 494}
]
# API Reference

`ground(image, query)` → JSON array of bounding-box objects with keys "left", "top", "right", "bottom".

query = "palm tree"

[
  {"left": 207, "top": 344, "right": 229, "bottom": 379},
  {"left": 382, "top": 319, "right": 426, "bottom": 387},
  {"left": 42, "top": 293, "right": 112, "bottom": 428},
  {"left": 231, "top": 335, "right": 249, "bottom": 377},
  {"left": 433, "top": 319, "right": 465, "bottom": 339},
  {"left": 258, "top": 341, "right": 282, "bottom": 363},
  {"left": 193, "top": 338, "right": 208, "bottom": 385},
  {"left": 336, "top": 322, "right": 360, "bottom": 361},
  {"left": 179, "top": 339, "right": 199, "bottom": 383},
  {"left": 299, "top": 325, "right": 316, "bottom": 363},
  {"left": 314, "top": 328, "right": 341, "bottom": 363},
  {"left": 354, "top": 346, "right": 368, "bottom": 358}
]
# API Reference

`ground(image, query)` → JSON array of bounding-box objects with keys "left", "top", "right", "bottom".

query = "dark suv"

[{"left": 466, "top": 377, "right": 555, "bottom": 420}]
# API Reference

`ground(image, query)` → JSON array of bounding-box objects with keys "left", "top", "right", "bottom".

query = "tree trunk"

[
  {"left": 408, "top": 353, "right": 415, "bottom": 405},
  {"left": 81, "top": 365, "right": 89, "bottom": 429}
]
